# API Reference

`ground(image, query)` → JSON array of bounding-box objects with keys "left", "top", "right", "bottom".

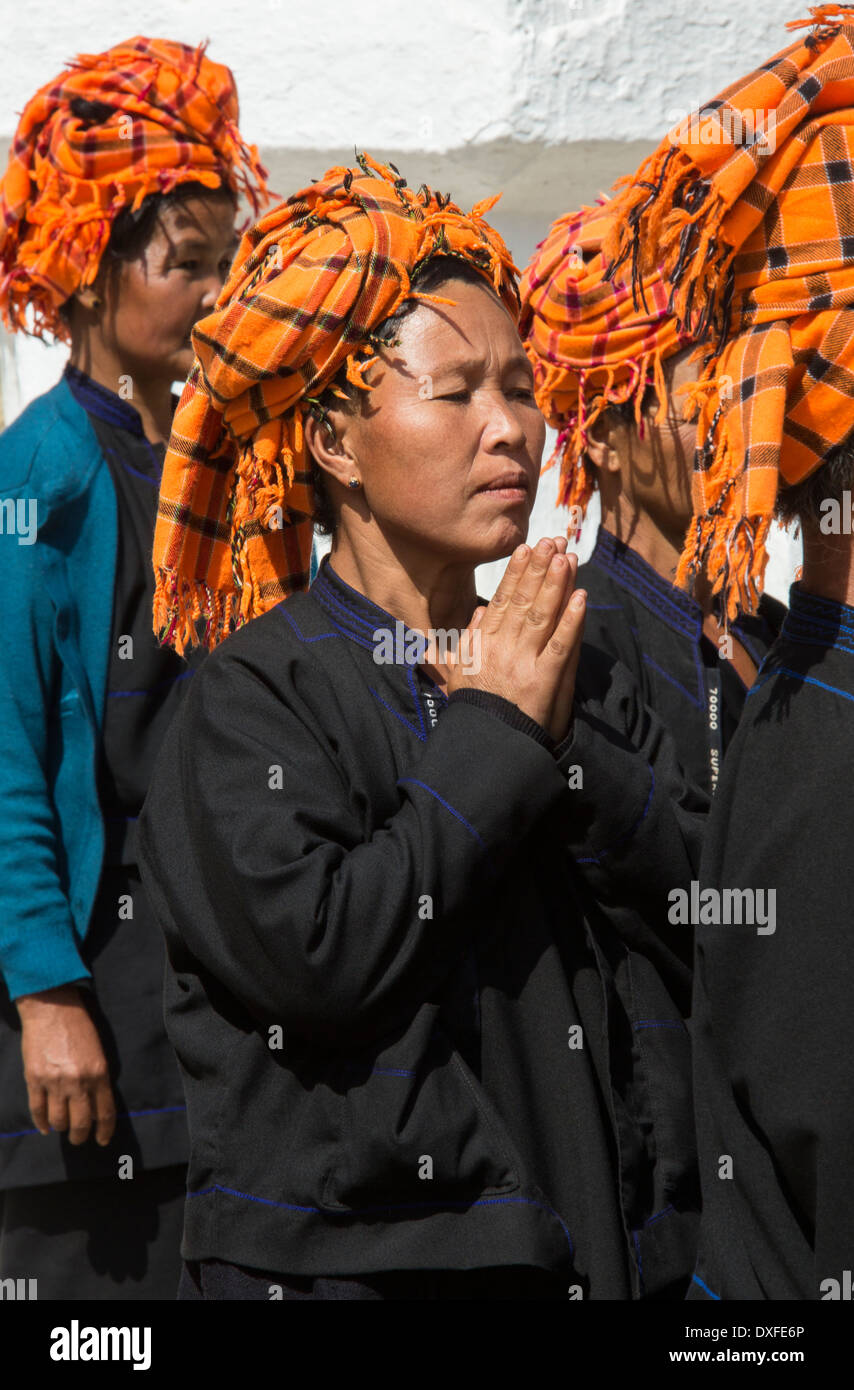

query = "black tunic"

[
  {"left": 577, "top": 527, "right": 784, "bottom": 795},
  {"left": 138, "top": 554, "right": 708, "bottom": 1298},
  {"left": 689, "top": 585, "right": 854, "bottom": 1300},
  {"left": 0, "top": 367, "right": 197, "bottom": 1188}
]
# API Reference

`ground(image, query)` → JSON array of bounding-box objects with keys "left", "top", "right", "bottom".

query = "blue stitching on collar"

[
  {"left": 276, "top": 605, "right": 347, "bottom": 644},
  {"left": 312, "top": 578, "right": 380, "bottom": 649},
  {"left": 313, "top": 559, "right": 398, "bottom": 635},
  {"left": 368, "top": 687, "right": 426, "bottom": 741},
  {"left": 747, "top": 666, "right": 854, "bottom": 704},
  {"left": 590, "top": 528, "right": 701, "bottom": 639},
  {"left": 64, "top": 362, "right": 147, "bottom": 436},
  {"left": 781, "top": 586, "right": 854, "bottom": 655},
  {"left": 313, "top": 572, "right": 383, "bottom": 636}
]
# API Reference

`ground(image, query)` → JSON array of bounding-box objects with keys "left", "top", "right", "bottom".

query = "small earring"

[{"left": 347, "top": 477, "right": 362, "bottom": 490}]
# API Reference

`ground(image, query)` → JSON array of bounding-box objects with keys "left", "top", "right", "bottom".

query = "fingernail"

[
  {"left": 536, "top": 538, "right": 552, "bottom": 552},
  {"left": 572, "top": 590, "right": 586, "bottom": 609},
  {"left": 515, "top": 544, "right": 529, "bottom": 559}
]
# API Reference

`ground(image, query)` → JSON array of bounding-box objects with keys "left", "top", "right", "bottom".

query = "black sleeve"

[{"left": 138, "top": 650, "right": 573, "bottom": 1047}]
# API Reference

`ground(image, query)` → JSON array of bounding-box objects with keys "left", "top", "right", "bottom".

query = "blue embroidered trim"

[
  {"left": 780, "top": 585, "right": 854, "bottom": 656},
  {"left": 276, "top": 606, "right": 340, "bottom": 643},
  {"left": 641, "top": 652, "right": 704, "bottom": 709},
  {"left": 368, "top": 687, "right": 426, "bottom": 742},
  {"left": 644, "top": 1203, "right": 675, "bottom": 1227},
  {"left": 747, "top": 666, "right": 854, "bottom": 705},
  {"left": 372, "top": 1067, "right": 416, "bottom": 1078},
  {"left": 575, "top": 765, "right": 655, "bottom": 864},
  {"left": 307, "top": 585, "right": 377, "bottom": 653},
  {"left": 692, "top": 1272, "right": 721, "bottom": 1300},
  {"left": 187, "top": 1183, "right": 575, "bottom": 1256},
  {"left": 100, "top": 442, "right": 162, "bottom": 487},
  {"left": 313, "top": 574, "right": 383, "bottom": 645},
  {"left": 286, "top": 566, "right": 456, "bottom": 739},
  {"left": 312, "top": 560, "right": 398, "bottom": 646},
  {"left": 64, "top": 363, "right": 147, "bottom": 436},
  {"left": 398, "top": 777, "right": 485, "bottom": 848},
  {"left": 108, "top": 671, "right": 192, "bottom": 698},
  {"left": 589, "top": 529, "right": 701, "bottom": 641},
  {"left": 729, "top": 622, "right": 764, "bottom": 665},
  {"left": 633, "top": 1020, "right": 687, "bottom": 1033},
  {"left": 314, "top": 557, "right": 396, "bottom": 625},
  {"left": 0, "top": 1103, "right": 186, "bottom": 1140},
  {"left": 632, "top": 1228, "right": 645, "bottom": 1295}
]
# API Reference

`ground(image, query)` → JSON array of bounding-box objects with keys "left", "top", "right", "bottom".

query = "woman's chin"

[{"left": 472, "top": 516, "right": 531, "bottom": 563}]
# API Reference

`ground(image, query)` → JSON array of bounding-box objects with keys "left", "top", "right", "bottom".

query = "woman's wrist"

[{"left": 447, "top": 687, "right": 554, "bottom": 749}]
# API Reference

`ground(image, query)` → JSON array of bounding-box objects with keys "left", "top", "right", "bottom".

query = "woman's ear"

[
  {"left": 303, "top": 410, "right": 359, "bottom": 490},
  {"left": 585, "top": 410, "right": 623, "bottom": 477},
  {"left": 71, "top": 261, "right": 111, "bottom": 319}
]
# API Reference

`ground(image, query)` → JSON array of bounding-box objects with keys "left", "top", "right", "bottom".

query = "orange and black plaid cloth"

[
  {"left": 153, "top": 154, "right": 519, "bottom": 653},
  {"left": 0, "top": 35, "right": 268, "bottom": 340},
  {"left": 599, "top": 4, "right": 854, "bottom": 619},
  {"left": 520, "top": 200, "right": 692, "bottom": 527}
]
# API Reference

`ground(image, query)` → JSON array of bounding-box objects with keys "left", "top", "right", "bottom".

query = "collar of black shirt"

[
  {"left": 782, "top": 582, "right": 854, "bottom": 654},
  {"left": 63, "top": 362, "right": 179, "bottom": 439}
]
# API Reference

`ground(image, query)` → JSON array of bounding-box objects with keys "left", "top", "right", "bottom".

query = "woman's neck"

[
  {"left": 68, "top": 339, "right": 174, "bottom": 444},
  {"left": 800, "top": 518, "right": 854, "bottom": 607},
  {"left": 328, "top": 530, "right": 478, "bottom": 636},
  {"left": 602, "top": 503, "right": 710, "bottom": 608}
]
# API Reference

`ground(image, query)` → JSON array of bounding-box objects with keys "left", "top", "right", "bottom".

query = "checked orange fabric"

[
  {"left": 153, "top": 154, "right": 519, "bottom": 653},
  {"left": 520, "top": 200, "right": 693, "bottom": 528},
  {"left": 599, "top": 5, "right": 854, "bottom": 619},
  {"left": 0, "top": 35, "right": 268, "bottom": 340}
]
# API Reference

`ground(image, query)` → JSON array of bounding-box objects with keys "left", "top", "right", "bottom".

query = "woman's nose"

[
  {"left": 483, "top": 392, "right": 527, "bottom": 449},
  {"left": 199, "top": 269, "right": 225, "bottom": 310}
]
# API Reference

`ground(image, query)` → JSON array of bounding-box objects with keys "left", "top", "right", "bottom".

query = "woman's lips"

[
  {"left": 478, "top": 478, "right": 530, "bottom": 502},
  {"left": 483, "top": 487, "right": 528, "bottom": 501}
]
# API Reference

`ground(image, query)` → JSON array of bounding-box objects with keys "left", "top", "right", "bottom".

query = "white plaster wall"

[
  {"left": 2, "top": 0, "right": 800, "bottom": 151},
  {"left": 0, "top": 0, "right": 803, "bottom": 596}
]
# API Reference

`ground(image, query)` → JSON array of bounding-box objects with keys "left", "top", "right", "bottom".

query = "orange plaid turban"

[
  {"left": 152, "top": 154, "right": 519, "bottom": 654},
  {"left": 0, "top": 35, "right": 268, "bottom": 340},
  {"left": 520, "top": 200, "right": 693, "bottom": 525},
  {"left": 598, "top": 4, "right": 854, "bottom": 619}
]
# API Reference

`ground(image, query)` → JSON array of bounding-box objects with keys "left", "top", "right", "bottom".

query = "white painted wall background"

[{"left": 0, "top": 0, "right": 804, "bottom": 596}]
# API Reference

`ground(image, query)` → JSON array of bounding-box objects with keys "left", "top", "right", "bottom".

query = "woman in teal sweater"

[{"left": 0, "top": 36, "right": 268, "bottom": 1299}]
